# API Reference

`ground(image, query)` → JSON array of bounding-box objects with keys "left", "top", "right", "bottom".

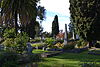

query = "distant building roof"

[{"left": 56, "top": 32, "right": 64, "bottom": 39}]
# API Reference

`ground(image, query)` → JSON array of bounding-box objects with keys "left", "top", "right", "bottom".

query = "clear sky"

[{"left": 39, "top": 0, "right": 70, "bottom": 32}]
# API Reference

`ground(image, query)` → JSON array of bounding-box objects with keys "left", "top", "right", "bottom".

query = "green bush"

[
  {"left": 0, "top": 51, "right": 18, "bottom": 67},
  {"left": 51, "top": 46, "right": 58, "bottom": 49},
  {"left": 56, "top": 40, "right": 64, "bottom": 43},
  {"left": 30, "top": 38, "right": 41, "bottom": 43},
  {"left": 2, "top": 38, "right": 14, "bottom": 47},
  {"left": 63, "top": 44, "right": 75, "bottom": 50},
  {"left": 31, "top": 43, "right": 46, "bottom": 47},
  {"left": 2, "top": 61, "right": 18, "bottom": 67},
  {"left": 2, "top": 28, "right": 15, "bottom": 50},
  {"left": 2, "top": 31, "right": 29, "bottom": 54},
  {"left": 14, "top": 32, "right": 29, "bottom": 53},
  {"left": 29, "top": 54, "right": 41, "bottom": 62},
  {"left": 44, "top": 38, "right": 56, "bottom": 47},
  {"left": 3, "top": 28, "right": 16, "bottom": 38},
  {"left": 76, "top": 39, "right": 88, "bottom": 48}
]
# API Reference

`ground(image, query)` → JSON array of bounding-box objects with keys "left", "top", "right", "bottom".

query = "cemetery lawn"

[
  {"left": 38, "top": 51, "right": 100, "bottom": 67},
  {"left": 32, "top": 49, "right": 49, "bottom": 54},
  {"left": 32, "top": 49, "right": 61, "bottom": 54}
]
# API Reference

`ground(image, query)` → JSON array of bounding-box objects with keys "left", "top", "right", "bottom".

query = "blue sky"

[{"left": 39, "top": 0, "right": 70, "bottom": 32}]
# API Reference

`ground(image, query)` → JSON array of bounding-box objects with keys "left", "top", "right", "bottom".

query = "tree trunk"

[
  {"left": 15, "top": 11, "right": 18, "bottom": 35},
  {"left": 89, "top": 41, "right": 92, "bottom": 48}
]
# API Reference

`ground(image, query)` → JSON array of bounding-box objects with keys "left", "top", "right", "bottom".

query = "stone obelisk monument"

[
  {"left": 64, "top": 24, "right": 68, "bottom": 46},
  {"left": 73, "top": 31, "right": 75, "bottom": 40}
]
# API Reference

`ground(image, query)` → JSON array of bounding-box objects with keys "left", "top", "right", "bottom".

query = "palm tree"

[
  {"left": 21, "top": 5, "right": 46, "bottom": 38},
  {"left": 0, "top": 0, "right": 40, "bottom": 34},
  {"left": 37, "top": 6, "right": 46, "bottom": 21}
]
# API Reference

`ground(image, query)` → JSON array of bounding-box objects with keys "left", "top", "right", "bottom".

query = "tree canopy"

[
  {"left": 69, "top": 0, "right": 100, "bottom": 41},
  {"left": 0, "top": 0, "right": 46, "bottom": 38}
]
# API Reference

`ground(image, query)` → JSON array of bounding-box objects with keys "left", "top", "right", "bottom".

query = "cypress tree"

[{"left": 52, "top": 15, "right": 59, "bottom": 37}]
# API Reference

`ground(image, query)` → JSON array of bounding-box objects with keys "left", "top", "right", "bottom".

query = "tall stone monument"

[
  {"left": 73, "top": 31, "right": 75, "bottom": 40},
  {"left": 64, "top": 24, "right": 68, "bottom": 46}
]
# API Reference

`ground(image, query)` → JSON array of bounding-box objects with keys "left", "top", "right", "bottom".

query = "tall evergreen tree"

[
  {"left": 69, "top": 0, "right": 100, "bottom": 47},
  {"left": 52, "top": 15, "right": 59, "bottom": 37}
]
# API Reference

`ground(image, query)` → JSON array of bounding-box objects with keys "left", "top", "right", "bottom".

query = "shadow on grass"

[
  {"left": 52, "top": 51, "right": 100, "bottom": 62},
  {"left": 39, "top": 51, "right": 100, "bottom": 67}
]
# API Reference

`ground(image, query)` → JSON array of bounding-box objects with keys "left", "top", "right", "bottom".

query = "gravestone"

[
  {"left": 0, "top": 45, "right": 4, "bottom": 50},
  {"left": 64, "top": 24, "right": 68, "bottom": 46},
  {"left": 36, "top": 45, "right": 38, "bottom": 49},
  {"left": 42, "top": 47, "right": 44, "bottom": 51},
  {"left": 73, "top": 32, "right": 75, "bottom": 40},
  {"left": 76, "top": 34, "right": 79, "bottom": 40},
  {"left": 26, "top": 43, "right": 33, "bottom": 54}
]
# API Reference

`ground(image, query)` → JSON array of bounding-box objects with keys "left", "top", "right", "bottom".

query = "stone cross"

[{"left": 64, "top": 24, "right": 68, "bottom": 46}]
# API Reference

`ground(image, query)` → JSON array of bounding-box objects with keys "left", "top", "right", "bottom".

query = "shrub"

[
  {"left": 3, "top": 28, "right": 16, "bottom": 38},
  {"left": 0, "top": 51, "right": 18, "bottom": 67},
  {"left": 2, "top": 38, "right": 14, "bottom": 47},
  {"left": 2, "top": 28, "right": 16, "bottom": 51},
  {"left": 54, "top": 42, "right": 63, "bottom": 48},
  {"left": 63, "top": 44, "right": 75, "bottom": 50},
  {"left": 62, "top": 40, "right": 76, "bottom": 50},
  {"left": 29, "top": 54, "right": 41, "bottom": 62},
  {"left": 2, "top": 61, "right": 18, "bottom": 67},
  {"left": 30, "top": 38, "right": 41, "bottom": 43},
  {"left": 67, "top": 41, "right": 76, "bottom": 45},
  {"left": 31, "top": 43, "right": 46, "bottom": 47},
  {"left": 76, "top": 39, "right": 88, "bottom": 48},
  {"left": 56, "top": 40, "right": 64, "bottom": 43},
  {"left": 95, "top": 43, "right": 100, "bottom": 48},
  {"left": 51, "top": 46, "right": 58, "bottom": 49},
  {"left": 2, "top": 31, "right": 29, "bottom": 54},
  {"left": 44, "top": 38, "right": 56, "bottom": 47},
  {"left": 14, "top": 32, "right": 29, "bottom": 53}
]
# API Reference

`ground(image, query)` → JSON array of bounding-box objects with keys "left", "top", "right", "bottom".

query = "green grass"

[
  {"left": 90, "top": 50, "right": 100, "bottom": 54},
  {"left": 38, "top": 51, "right": 100, "bottom": 67},
  {"left": 32, "top": 49, "right": 49, "bottom": 54},
  {"left": 32, "top": 49, "right": 61, "bottom": 54},
  {"left": 31, "top": 43, "right": 46, "bottom": 47}
]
